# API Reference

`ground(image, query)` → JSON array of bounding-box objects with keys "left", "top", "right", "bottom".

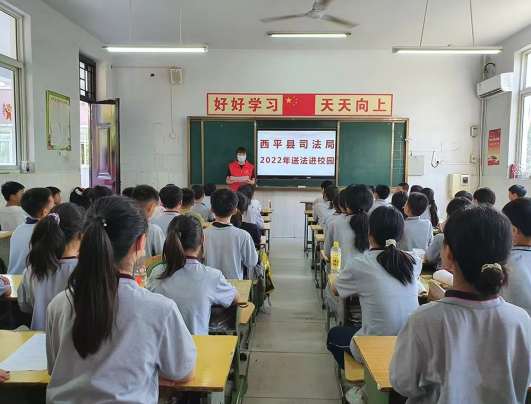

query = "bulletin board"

[{"left": 46, "top": 91, "right": 71, "bottom": 151}]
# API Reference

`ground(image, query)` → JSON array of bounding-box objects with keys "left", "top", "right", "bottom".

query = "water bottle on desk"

[{"left": 330, "top": 242, "right": 341, "bottom": 274}]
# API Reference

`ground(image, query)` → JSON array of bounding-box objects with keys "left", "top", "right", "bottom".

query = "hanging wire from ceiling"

[
  {"left": 128, "top": 0, "right": 133, "bottom": 44},
  {"left": 469, "top": 0, "right": 475, "bottom": 46},
  {"left": 179, "top": 0, "right": 182, "bottom": 45},
  {"left": 419, "top": 0, "right": 429, "bottom": 46}
]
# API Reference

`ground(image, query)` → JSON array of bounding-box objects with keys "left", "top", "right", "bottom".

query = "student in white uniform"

[
  {"left": 324, "top": 185, "right": 372, "bottom": 267},
  {"left": 0, "top": 275, "right": 11, "bottom": 298},
  {"left": 131, "top": 185, "right": 165, "bottom": 258},
  {"left": 327, "top": 205, "right": 421, "bottom": 370},
  {"left": 191, "top": 184, "right": 215, "bottom": 222},
  {"left": 314, "top": 180, "right": 334, "bottom": 205},
  {"left": 420, "top": 187, "right": 440, "bottom": 227},
  {"left": 501, "top": 198, "right": 531, "bottom": 315},
  {"left": 7, "top": 188, "right": 54, "bottom": 275},
  {"left": 152, "top": 185, "right": 182, "bottom": 235},
  {"left": 322, "top": 194, "right": 342, "bottom": 232},
  {"left": 17, "top": 203, "right": 85, "bottom": 331},
  {"left": 203, "top": 183, "right": 216, "bottom": 211},
  {"left": 313, "top": 185, "right": 339, "bottom": 226},
  {"left": 46, "top": 196, "right": 196, "bottom": 403},
  {"left": 238, "top": 184, "right": 265, "bottom": 230},
  {"left": 508, "top": 184, "right": 527, "bottom": 201},
  {"left": 398, "top": 192, "right": 433, "bottom": 251},
  {"left": 472, "top": 187, "right": 496, "bottom": 206},
  {"left": 204, "top": 189, "right": 258, "bottom": 280},
  {"left": 0, "top": 181, "right": 27, "bottom": 231},
  {"left": 323, "top": 189, "right": 349, "bottom": 233},
  {"left": 390, "top": 205, "right": 531, "bottom": 404},
  {"left": 391, "top": 191, "right": 408, "bottom": 219},
  {"left": 368, "top": 184, "right": 390, "bottom": 214},
  {"left": 147, "top": 214, "right": 239, "bottom": 335},
  {"left": 425, "top": 197, "right": 471, "bottom": 269},
  {"left": 179, "top": 188, "right": 205, "bottom": 227}
]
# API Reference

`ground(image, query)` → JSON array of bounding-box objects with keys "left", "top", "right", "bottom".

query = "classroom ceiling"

[{"left": 42, "top": 0, "right": 531, "bottom": 50}]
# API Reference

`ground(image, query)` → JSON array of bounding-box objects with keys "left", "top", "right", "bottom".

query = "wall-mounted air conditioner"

[{"left": 477, "top": 73, "right": 513, "bottom": 99}]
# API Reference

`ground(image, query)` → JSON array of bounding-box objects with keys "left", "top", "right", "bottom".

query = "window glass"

[
  {"left": 0, "top": 10, "right": 17, "bottom": 60},
  {"left": 0, "top": 66, "right": 16, "bottom": 165}
]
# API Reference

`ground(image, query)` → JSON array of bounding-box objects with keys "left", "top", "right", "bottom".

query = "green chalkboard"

[
  {"left": 189, "top": 121, "right": 202, "bottom": 185},
  {"left": 188, "top": 118, "right": 408, "bottom": 188},
  {"left": 338, "top": 122, "right": 393, "bottom": 187},
  {"left": 202, "top": 121, "right": 255, "bottom": 185}
]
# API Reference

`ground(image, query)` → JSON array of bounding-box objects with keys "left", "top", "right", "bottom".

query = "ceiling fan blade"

[
  {"left": 260, "top": 14, "right": 307, "bottom": 24},
  {"left": 317, "top": 0, "right": 335, "bottom": 10},
  {"left": 321, "top": 14, "right": 359, "bottom": 29}
]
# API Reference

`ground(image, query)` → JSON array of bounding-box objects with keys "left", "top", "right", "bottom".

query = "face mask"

[{"left": 237, "top": 156, "right": 246, "bottom": 163}]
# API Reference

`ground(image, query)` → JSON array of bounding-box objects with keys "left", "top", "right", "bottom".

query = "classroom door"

[{"left": 90, "top": 99, "right": 120, "bottom": 194}]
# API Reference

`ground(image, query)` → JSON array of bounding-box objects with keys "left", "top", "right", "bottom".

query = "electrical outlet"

[
  {"left": 435, "top": 158, "right": 441, "bottom": 165},
  {"left": 470, "top": 126, "right": 479, "bottom": 138},
  {"left": 170, "top": 133, "right": 176, "bottom": 139},
  {"left": 470, "top": 154, "right": 478, "bottom": 164}
]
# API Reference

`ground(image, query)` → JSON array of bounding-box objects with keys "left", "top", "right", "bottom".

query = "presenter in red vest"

[{"left": 226, "top": 147, "right": 255, "bottom": 192}]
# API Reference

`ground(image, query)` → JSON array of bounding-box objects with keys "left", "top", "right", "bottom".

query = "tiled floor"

[{"left": 243, "top": 238, "right": 341, "bottom": 404}]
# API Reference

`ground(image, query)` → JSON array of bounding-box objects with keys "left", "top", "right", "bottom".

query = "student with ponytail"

[
  {"left": 147, "top": 215, "right": 239, "bottom": 335},
  {"left": 17, "top": 203, "right": 85, "bottom": 330},
  {"left": 324, "top": 185, "right": 372, "bottom": 269},
  {"left": 327, "top": 205, "right": 421, "bottom": 372},
  {"left": 313, "top": 185, "right": 339, "bottom": 226},
  {"left": 46, "top": 196, "right": 196, "bottom": 403},
  {"left": 420, "top": 187, "right": 440, "bottom": 227},
  {"left": 322, "top": 192, "right": 344, "bottom": 232},
  {"left": 390, "top": 205, "right": 531, "bottom": 404}
]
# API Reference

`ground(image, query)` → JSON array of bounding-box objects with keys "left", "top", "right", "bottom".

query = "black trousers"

[{"left": 326, "top": 326, "right": 361, "bottom": 370}]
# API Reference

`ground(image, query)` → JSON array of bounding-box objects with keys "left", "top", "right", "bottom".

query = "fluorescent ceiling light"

[
  {"left": 392, "top": 46, "right": 503, "bottom": 55},
  {"left": 268, "top": 33, "right": 350, "bottom": 38},
  {"left": 102, "top": 45, "right": 208, "bottom": 53}
]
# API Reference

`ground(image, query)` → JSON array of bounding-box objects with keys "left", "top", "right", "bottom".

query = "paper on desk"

[
  {"left": 230, "top": 176, "right": 250, "bottom": 183},
  {"left": 0, "top": 334, "right": 47, "bottom": 371}
]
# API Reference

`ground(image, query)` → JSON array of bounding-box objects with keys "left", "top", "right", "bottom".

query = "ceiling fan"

[{"left": 260, "top": 0, "right": 359, "bottom": 29}]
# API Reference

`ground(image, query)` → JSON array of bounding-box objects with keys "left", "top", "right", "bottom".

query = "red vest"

[{"left": 229, "top": 160, "right": 254, "bottom": 191}]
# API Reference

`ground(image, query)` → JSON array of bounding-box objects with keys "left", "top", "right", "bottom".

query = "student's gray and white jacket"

[
  {"left": 147, "top": 258, "right": 237, "bottom": 335},
  {"left": 7, "top": 222, "right": 37, "bottom": 274},
  {"left": 334, "top": 250, "right": 421, "bottom": 363},
  {"left": 389, "top": 291, "right": 531, "bottom": 404},
  {"left": 204, "top": 223, "right": 258, "bottom": 280},
  {"left": 368, "top": 199, "right": 389, "bottom": 215},
  {"left": 146, "top": 223, "right": 165, "bottom": 258},
  {"left": 151, "top": 211, "right": 179, "bottom": 235},
  {"left": 424, "top": 233, "right": 444, "bottom": 269},
  {"left": 250, "top": 199, "right": 262, "bottom": 212},
  {"left": 0, "top": 205, "right": 27, "bottom": 231},
  {"left": 501, "top": 246, "right": 531, "bottom": 316},
  {"left": 324, "top": 215, "right": 367, "bottom": 270},
  {"left": 46, "top": 278, "right": 196, "bottom": 404},
  {"left": 313, "top": 201, "right": 335, "bottom": 226},
  {"left": 322, "top": 212, "right": 345, "bottom": 234},
  {"left": 243, "top": 205, "right": 264, "bottom": 229},
  {"left": 191, "top": 202, "right": 215, "bottom": 222},
  {"left": 398, "top": 217, "right": 433, "bottom": 252},
  {"left": 18, "top": 258, "right": 78, "bottom": 331}
]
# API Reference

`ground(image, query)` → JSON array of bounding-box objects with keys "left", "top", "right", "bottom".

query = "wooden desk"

[
  {"left": 301, "top": 201, "right": 314, "bottom": 210},
  {"left": 311, "top": 224, "right": 323, "bottom": 233},
  {"left": 303, "top": 210, "right": 313, "bottom": 252},
  {"left": 0, "top": 274, "right": 20, "bottom": 302},
  {"left": 229, "top": 280, "right": 252, "bottom": 304},
  {"left": 261, "top": 208, "right": 273, "bottom": 215},
  {"left": 315, "top": 234, "right": 325, "bottom": 244},
  {"left": 263, "top": 216, "right": 271, "bottom": 223},
  {"left": 0, "top": 331, "right": 237, "bottom": 394},
  {"left": 354, "top": 336, "right": 396, "bottom": 395}
]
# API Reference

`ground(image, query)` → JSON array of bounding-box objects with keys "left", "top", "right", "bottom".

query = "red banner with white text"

[{"left": 207, "top": 93, "right": 393, "bottom": 117}]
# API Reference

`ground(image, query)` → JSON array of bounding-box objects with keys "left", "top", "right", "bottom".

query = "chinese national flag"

[{"left": 282, "top": 94, "right": 316, "bottom": 116}]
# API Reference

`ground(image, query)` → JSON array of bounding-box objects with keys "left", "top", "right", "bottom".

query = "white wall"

[
  {"left": 113, "top": 50, "right": 481, "bottom": 236},
  {"left": 482, "top": 23, "right": 531, "bottom": 208},
  {"left": 0, "top": 0, "right": 111, "bottom": 192}
]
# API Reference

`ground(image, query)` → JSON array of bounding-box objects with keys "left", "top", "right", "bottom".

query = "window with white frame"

[
  {"left": 519, "top": 51, "right": 531, "bottom": 173},
  {"left": 0, "top": 6, "right": 24, "bottom": 168}
]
